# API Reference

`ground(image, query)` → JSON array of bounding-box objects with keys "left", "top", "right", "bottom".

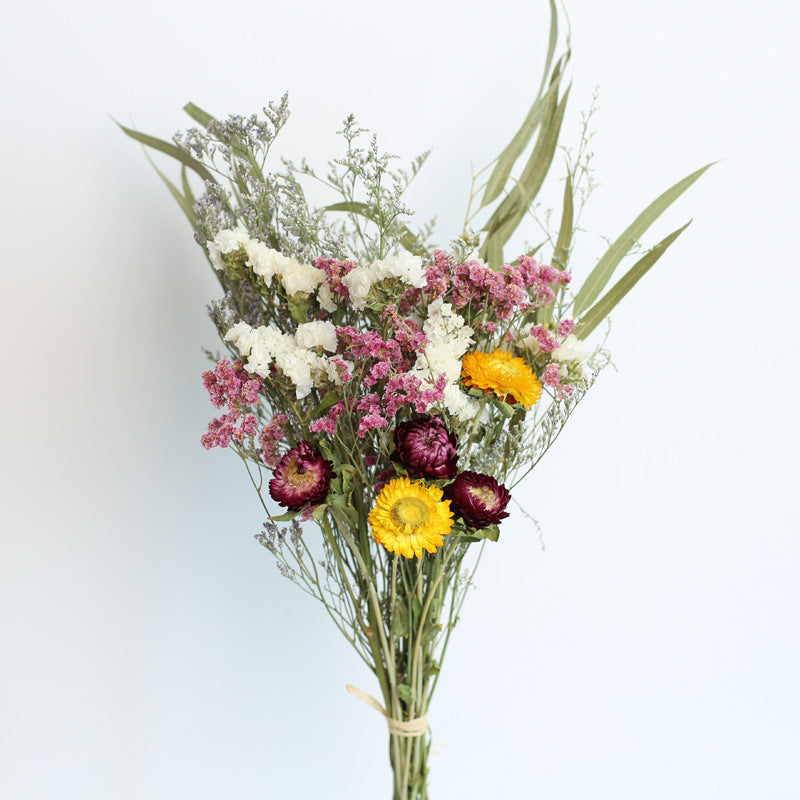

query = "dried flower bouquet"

[{"left": 121, "top": 4, "right": 707, "bottom": 797}]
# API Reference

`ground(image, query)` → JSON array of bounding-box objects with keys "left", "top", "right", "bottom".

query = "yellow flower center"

[
  {"left": 391, "top": 497, "right": 430, "bottom": 530},
  {"left": 286, "top": 461, "right": 316, "bottom": 487},
  {"left": 468, "top": 485, "right": 496, "bottom": 506}
]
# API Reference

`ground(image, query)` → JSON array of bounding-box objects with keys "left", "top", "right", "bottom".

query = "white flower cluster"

[
  {"left": 413, "top": 298, "right": 479, "bottom": 421},
  {"left": 551, "top": 334, "right": 587, "bottom": 364},
  {"left": 207, "top": 227, "right": 336, "bottom": 312},
  {"left": 225, "top": 319, "right": 349, "bottom": 399},
  {"left": 341, "top": 251, "right": 426, "bottom": 309}
]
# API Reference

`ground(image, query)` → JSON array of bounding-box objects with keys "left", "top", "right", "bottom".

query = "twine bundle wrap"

[{"left": 346, "top": 684, "right": 429, "bottom": 738}]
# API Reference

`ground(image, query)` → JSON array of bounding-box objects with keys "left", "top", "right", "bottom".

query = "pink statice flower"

[
  {"left": 201, "top": 359, "right": 263, "bottom": 450},
  {"left": 310, "top": 402, "right": 346, "bottom": 437},
  {"left": 202, "top": 359, "right": 262, "bottom": 412},
  {"left": 259, "top": 413, "right": 289, "bottom": 467},
  {"left": 201, "top": 412, "right": 259, "bottom": 450},
  {"left": 557, "top": 319, "right": 575, "bottom": 338},
  {"left": 315, "top": 257, "right": 358, "bottom": 298},
  {"left": 541, "top": 363, "right": 575, "bottom": 400},
  {"left": 269, "top": 442, "right": 333, "bottom": 510}
]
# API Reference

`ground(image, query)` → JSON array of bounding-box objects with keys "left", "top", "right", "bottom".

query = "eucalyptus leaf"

[
  {"left": 573, "top": 162, "right": 715, "bottom": 316},
  {"left": 145, "top": 153, "right": 196, "bottom": 226},
  {"left": 114, "top": 120, "right": 216, "bottom": 184},
  {"left": 552, "top": 170, "right": 574, "bottom": 269},
  {"left": 183, "top": 101, "right": 215, "bottom": 128},
  {"left": 480, "top": 85, "right": 571, "bottom": 265},
  {"left": 575, "top": 220, "right": 692, "bottom": 339}
]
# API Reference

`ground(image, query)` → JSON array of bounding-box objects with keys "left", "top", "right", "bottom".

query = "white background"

[{"left": 2, "top": 0, "right": 799, "bottom": 798}]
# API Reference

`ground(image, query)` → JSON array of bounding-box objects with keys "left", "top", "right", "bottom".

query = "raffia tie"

[{"left": 346, "top": 683, "right": 429, "bottom": 738}]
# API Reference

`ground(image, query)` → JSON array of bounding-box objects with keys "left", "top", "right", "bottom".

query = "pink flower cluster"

[
  {"left": 528, "top": 318, "right": 575, "bottom": 352},
  {"left": 541, "top": 363, "right": 575, "bottom": 399},
  {"left": 516, "top": 255, "right": 571, "bottom": 305},
  {"left": 315, "top": 257, "right": 357, "bottom": 299},
  {"left": 203, "top": 359, "right": 262, "bottom": 411},
  {"left": 310, "top": 372, "right": 448, "bottom": 439},
  {"left": 259, "top": 413, "right": 289, "bottom": 467},
  {"left": 400, "top": 250, "right": 571, "bottom": 321},
  {"left": 201, "top": 360, "right": 263, "bottom": 450}
]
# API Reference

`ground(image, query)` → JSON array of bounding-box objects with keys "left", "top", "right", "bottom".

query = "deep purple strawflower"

[
  {"left": 394, "top": 416, "right": 459, "bottom": 480},
  {"left": 444, "top": 471, "right": 511, "bottom": 529},
  {"left": 269, "top": 442, "right": 333, "bottom": 511}
]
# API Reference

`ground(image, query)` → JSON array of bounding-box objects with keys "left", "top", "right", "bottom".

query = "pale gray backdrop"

[{"left": 2, "top": 0, "right": 799, "bottom": 798}]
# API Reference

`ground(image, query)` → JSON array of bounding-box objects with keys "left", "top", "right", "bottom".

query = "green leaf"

[
  {"left": 479, "top": 74, "right": 563, "bottom": 211},
  {"left": 494, "top": 399, "right": 516, "bottom": 418},
  {"left": 269, "top": 509, "right": 300, "bottom": 522},
  {"left": 573, "top": 162, "right": 715, "bottom": 316},
  {"left": 144, "top": 152, "right": 196, "bottom": 226},
  {"left": 466, "top": 524, "right": 500, "bottom": 543},
  {"left": 397, "top": 683, "right": 413, "bottom": 704},
  {"left": 312, "top": 504, "right": 328, "bottom": 521},
  {"left": 286, "top": 294, "right": 307, "bottom": 323},
  {"left": 180, "top": 165, "right": 195, "bottom": 208},
  {"left": 315, "top": 390, "right": 340, "bottom": 417},
  {"left": 114, "top": 119, "right": 216, "bottom": 184},
  {"left": 480, "top": 84, "right": 571, "bottom": 265},
  {"left": 574, "top": 220, "right": 692, "bottom": 339},
  {"left": 552, "top": 170, "right": 574, "bottom": 269},
  {"left": 183, "top": 101, "right": 215, "bottom": 128},
  {"left": 391, "top": 603, "right": 410, "bottom": 639}
]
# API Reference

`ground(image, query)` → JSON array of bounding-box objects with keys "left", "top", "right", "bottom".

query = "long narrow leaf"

[
  {"left": 183, "top": 102, "right": 215, "bottom": 128},
  {"left": 552, "top": 170, "right": 574, "bottom": 269},
  {"left": 479, "top": 66, "right": 564, "bottom": 211},
  {"left": 536, "top": 0, "right": 560, "bottom": 100},
  {"left": 114, "top": 120, "right": 216, "bottom": 184},
  {"left": 144, "top": 152, "right": 197, "bottom": 227},
  {"left": 573, "top": 162, "right": 714, "bottom": 316},
  {"left": 574, "top": 220, "right": 691, "bottom": 339},
  {"left": 480, "top": 84, "right": 571, "bottom": 264},
  {"left": 180, "top": 165, "right": 195, "bottom": 208}
]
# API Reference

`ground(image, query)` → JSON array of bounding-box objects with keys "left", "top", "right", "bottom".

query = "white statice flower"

[
  {"left": 341, "top": 250, "right": 425, "bottom": 309},
  {"left": 225, "top": 321, "right": 335, "bottom": 397},
  {"left": 295, "top": 320, "right": 338, "bottom": 353},
  {"left": 316, "top": 282, "right": 338, "bottom": 313},
  {"left": 341, "top": 265, "right": 374, "bottom": 309},
  {"left": 412, "top": 298, "right": 479, "bottom": 421},
  {"left": 518, "top": 335, "right": 540, "bottom": 355},
  {"left": 281, "top": 259, "right": 326, "bottom": 296},
  {"left": 243, "top": 239, "right": 281, "bottom": 284},
  {"left": 224, "top": 321, "right": 258, "bottom": 356},
  {"left": 274, "top": 348, "right": 317, "bottom": 399},
  {"left": 551, "top": 334, "right": 587, "bottom": 364},
  {"left": 443, "top": 383, "right": 480, "bottom": 421},
  {"left": 372, "top": 252, "right": 425, "bottom": 288},
  {"left": 208, "top": 226, "right": 251, "bottom": 271},
  {"left": 423, "top": 298, "right": 474, "bottom": 353}
]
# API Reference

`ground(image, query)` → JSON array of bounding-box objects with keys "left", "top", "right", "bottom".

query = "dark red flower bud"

[
  {"left": 444, "top": 471, "right": 511, "bottom": 529},
  {"left": 269, "top": 442, "right": 333, "bottom": 510},
  {"left": 394, "top": 416, "right": 459, "bottom": 480}
]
